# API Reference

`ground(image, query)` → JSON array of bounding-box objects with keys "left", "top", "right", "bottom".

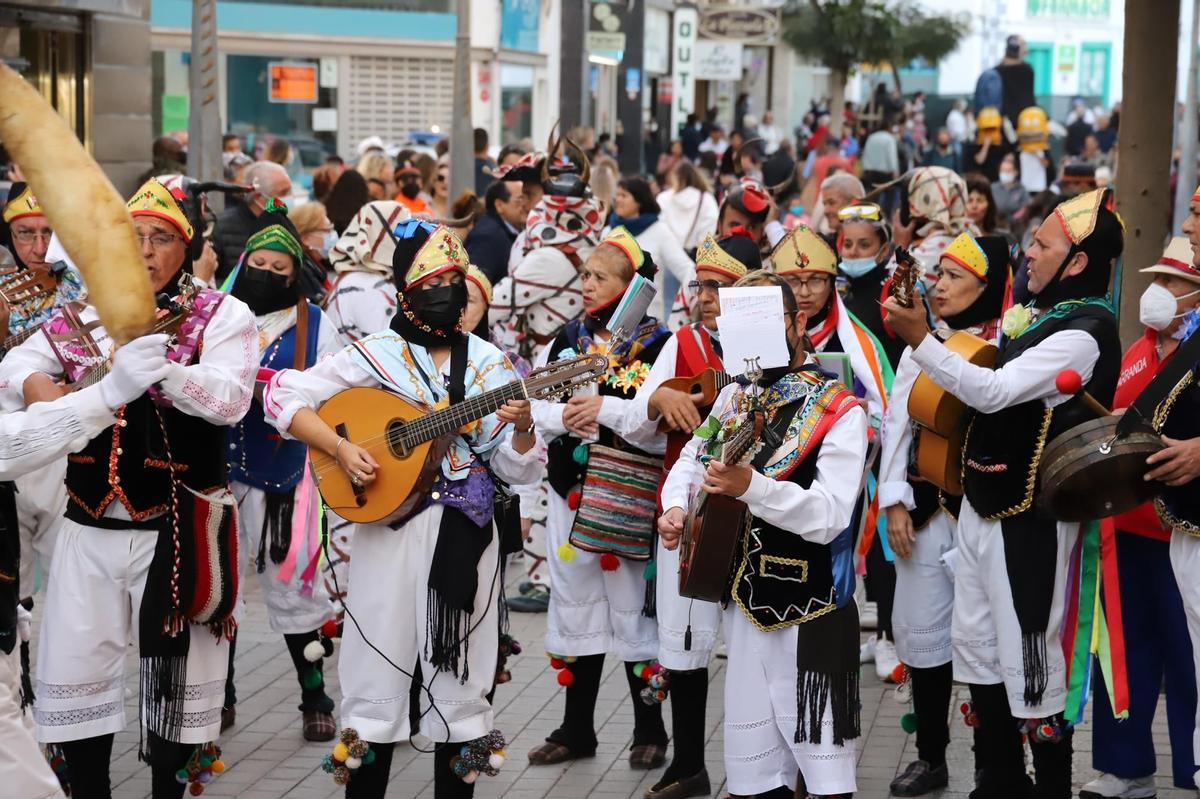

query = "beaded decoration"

[
  {"left": 495, "top": 633, "right": 522, "bottom": 686},
  {"left": 632, "top": 660, "right": 669, "bottom": 705}
]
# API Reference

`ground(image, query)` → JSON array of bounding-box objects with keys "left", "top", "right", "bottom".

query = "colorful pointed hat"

[
  {"left": 941, "top": 232, "right": 990, "bottom": 281},
  {"left": 770, "top": 224, "right": 837, "bottom": 276},
  {"left": 1051, "top": 187, "right": 1119, "bottom": 246},
  {"left": 126, "top": 178, "right": 194, "bottom": 242},
  {"left": 465, "top": 263, "right": 493, "bottom": 304},
  {"left": 597, "top": 225, "right": 645, "bottom": 272},
  {"left": 695, "top": 232, "right": 761, "bottom": 281},
  {"left": 395, "top": 219, "right": 467, "bottom": 288},
  {"left": 2, "top": 182, "right": 43, "bottom": 223}
]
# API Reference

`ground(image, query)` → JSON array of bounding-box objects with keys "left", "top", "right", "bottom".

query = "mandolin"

[
  {"left": 310, "top": 353, "right": 607, "bottom": 524},
  {"left": 678, "top": 409, "right": 765, "bottom": 602}
]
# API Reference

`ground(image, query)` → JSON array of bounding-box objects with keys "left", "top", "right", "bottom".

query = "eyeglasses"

[
  {"left": 837, "top": 203, "right": 883, "bottom": 222},
  {"left": 687, "top": 279, "right": 730, "bottom": 295},
  {"left": 10, "top": 229, "right": 51, "bottom": 244},
  {"left": 136, "top": 232, "right": 180, "bottom": 249},
  {"left": 785, "top": 274, "right": 831, "bottom": 293}
]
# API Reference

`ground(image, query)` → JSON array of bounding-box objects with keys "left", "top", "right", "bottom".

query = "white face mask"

[
  {"left": 839, "top": 257, "right": 878, "bottom": 279},
  {"left": 1139, "top": 282, "right": 1200, "bottom": 331},
  {"left": 998, "top": 170, "right": 1017, "bottom": 185}
]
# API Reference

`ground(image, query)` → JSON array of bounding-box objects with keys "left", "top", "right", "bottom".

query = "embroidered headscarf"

[
  {"left": 907, "top": 166, "right": 972, "bottom": 238},
  {"left": 329, "top": 201, "right": 410, "bottom": 277},
  {"left": 524, "top": 194, "right": 605, "bottom": 258}
]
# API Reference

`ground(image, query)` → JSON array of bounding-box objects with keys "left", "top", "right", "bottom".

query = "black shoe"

[
  {"left": 645, "top": 768, "right": 711, "bottom": 798},
  {"left": 890, "top": 760, "right": 949, "bottom": 797}
]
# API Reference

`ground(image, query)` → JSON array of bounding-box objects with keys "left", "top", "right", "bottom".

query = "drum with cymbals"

[{"left": 1040, "top": 414, "right": 1165, "bottom": 522}]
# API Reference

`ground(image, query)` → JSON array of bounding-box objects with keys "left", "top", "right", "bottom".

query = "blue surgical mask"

[
  {"left": 320, "top": 230, "right": 337, "bottom": 258},
  {"left": 839, "top": 257, "right": 878, "bottom": 279}
]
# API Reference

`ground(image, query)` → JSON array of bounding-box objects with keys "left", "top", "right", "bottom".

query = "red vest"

[
  {"left": 1111, "top": 328, "right": 1170, "bottom": 541},
  {"left": 663, "top": 324, "right": 723, "bottom": 474}
]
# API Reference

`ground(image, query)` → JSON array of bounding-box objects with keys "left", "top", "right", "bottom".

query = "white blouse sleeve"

[
  {"left": 878, "top": 348, "right": 919, "bottom": 510},
  {"left": 263, "top": 344, "right": 377, "bottom": 438},
  {"left": 738, "top": 405, "right": 869, "bottom": 545},
  {"left": 909, "top": 328, "right": 1099, "bottom": 413},
  {"left": 158, "top": 295, "right": 257, "bottom": 426},
  {"left": 0, "top": 386, "right": 116, "bottom": 480}
]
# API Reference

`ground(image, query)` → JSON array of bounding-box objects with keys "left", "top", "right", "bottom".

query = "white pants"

[
  {"left": 1169, "top": 531, "right": 1200, "bottom": 765},
  {"left": 654, "top": 537, "right": 720, "bottom": 670},
  {"left": 951, "top": 501, "right": 1076, "bottom": 718},
  {"left": 232, "top": 482, "right": 336, "bottom": 634},
  {"left": 0, "top": 642, "right": 63, "bottom": 798},
  {"left": 722, "top": 606, "right": 857, "bottom": 796},
  {"left": 892, "top": 511, "right": 955, "bottom": 668},
  {"left": 323, "top": 512, "right": 355, "bottom": 609},
  {"left": 338, "top": 504, "right": 500, "bottom": 744},
  {"left": 15, "top": 461, "right": 66, "bottom": 599},
  {"left": 35, "top": 519, "right": 229, "bottom": 744},
  {"left": 543, "top": 490, "right": 658, "bottom": 661}
]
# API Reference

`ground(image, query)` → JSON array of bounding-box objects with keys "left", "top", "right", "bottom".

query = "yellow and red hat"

[
  {"left": 465, "top": 263, "right": 493, "bottom": 303},
  {"left": 1052, "top": 187, "right": 1120, "bottom": 246},
  {"left": 770, "top": 224, "right": 837, "bottom": 276},
  {"left": 597, "top": 226, "right": 645, "bottom": 272},
  {"left": 127, "top": 178, "right": 194, "bottom": 242},
  {"left": 403, "top": 222, "right": 468, "bottom": 288},
  {"left": 694, "top": 233, "right": 754, "bottom": 281},
  {"left": 2, "top": 183, "right": 43, "bottom": 224},
  {"left": 1140, "top": 236, "right": 1200, "bottom": 284}
]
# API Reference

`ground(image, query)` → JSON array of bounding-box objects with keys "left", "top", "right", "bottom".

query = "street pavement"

[{"left": 30, "top": 567, "right": 1196, "bottom": 799}]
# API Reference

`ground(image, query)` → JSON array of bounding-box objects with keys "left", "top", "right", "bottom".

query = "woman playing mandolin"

[
  {"left": 264, "top": 220, "right": 539, "bottom": 799},
  {"left": 878, "top": 232, "right": 1011, "bottom": 797}
]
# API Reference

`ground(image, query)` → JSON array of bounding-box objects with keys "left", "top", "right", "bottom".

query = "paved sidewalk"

[{"left": 29, "top": 569, "right": 1197, "bottom": 798}]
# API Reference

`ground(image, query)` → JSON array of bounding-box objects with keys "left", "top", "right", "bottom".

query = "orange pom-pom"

[
  {"left": 557, "top": 668, "right": 575, "bottom": 687},
  {"left": 599, "top": 553, "right": 620, "bottom": 571},
  {"left": 567, "top": 490, "right": 581, "bottom": 511},
  {"left": 890, "top": 664, "right": 906, "bottom": 684},
  {"left": 210, "top": 760, "right": 226, "bottom": 774}
]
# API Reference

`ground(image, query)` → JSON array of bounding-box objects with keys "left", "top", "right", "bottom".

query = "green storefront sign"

[{"left": 1027, "top": 0, "right": 1110, "bottom": 19}]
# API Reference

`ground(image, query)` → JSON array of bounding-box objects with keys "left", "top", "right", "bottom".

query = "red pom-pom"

[
  {"left": 1056, "top": 369, "right": 1083, "bottom": 396},
  {"left": 567, "top": 490, "right": 581, "bottom": 511},
  {"left": 549, "top": 657, "right": 565, "bottom": 670},
  {"left": 890, "top": 663, "right": 906, "bottom": 683},
  {"left": 189, "top": 783, "right": 205, "bottom": 796},
  {"left": 321, "top": 619, "right": 339, "bottom": 639},
  {"left": 557, "top": 668, "right": 575, "bottom": 687},
  {"left": 960, "top": 702, "right": 972, "bottom": 715},
  {"left": 599, "top": 553, "right": 620, "bottom": 571}
]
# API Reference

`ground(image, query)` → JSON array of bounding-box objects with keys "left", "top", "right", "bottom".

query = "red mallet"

[{"left": 1055, "top": 369, "right": 1110, "bottom": 418}]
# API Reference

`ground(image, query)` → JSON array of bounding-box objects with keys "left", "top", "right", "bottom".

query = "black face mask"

[
  {"left": 400, "top": 182, "right": 421, "bottom": 200},
  {"left": 231, "top": 265, "right": 297, "bottom": 315},
  {"left": 411, "top": 281, "right": 468, "bottom": 333}
]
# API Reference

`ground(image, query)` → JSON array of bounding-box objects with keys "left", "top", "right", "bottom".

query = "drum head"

[{"left": 1041, "top": 416, "right": 1164, "bottom": 522}]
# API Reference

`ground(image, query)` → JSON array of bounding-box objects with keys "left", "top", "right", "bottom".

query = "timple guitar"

[
  {"left": 678, "top": 409, "right": 764, "bottom": 602},
  {"left": 311, "top": 353, "right": 607, "bottom": 524},
  {"left": 0, "top": 266, "right": 58, "bottom": 311},
  {"left": 654, "top": 368, "right": 736, "bottom": 432}
]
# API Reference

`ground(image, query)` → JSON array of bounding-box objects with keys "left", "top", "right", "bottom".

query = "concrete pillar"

[{"left": 89, "top": 4, "right": 153, "bottom": 196}]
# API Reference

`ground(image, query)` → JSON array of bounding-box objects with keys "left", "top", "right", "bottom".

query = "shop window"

[
  {"left": 501, "top": 64, "right": 534, "bottom": 144},
  {"left": 0, "top": 8, "right": 87, "bottom": 146}
]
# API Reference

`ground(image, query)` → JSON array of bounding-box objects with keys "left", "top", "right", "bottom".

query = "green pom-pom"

[
  {"left": 643, "top": 561, "right": 656, "bottom": 580},
  {"left": 572, "top": 444, "right": 589, "bottom": 465},
  {"left": 362, "top": 749, "right": 376, "bottom": 765},
  {"left": 302, "top": 667, "right": 324, "bottom": 691},
  {"left": 900, "top": 712, "right": 918, "bottom": 734}
]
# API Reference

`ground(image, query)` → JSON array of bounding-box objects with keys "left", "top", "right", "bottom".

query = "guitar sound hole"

[{"left": 387, "top": 420, "right": 410, "bottom": 458}]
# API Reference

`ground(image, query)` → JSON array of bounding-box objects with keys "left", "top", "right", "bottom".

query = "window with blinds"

[{"left": 345, "top": 54, "right": 455, "bottom": 145}]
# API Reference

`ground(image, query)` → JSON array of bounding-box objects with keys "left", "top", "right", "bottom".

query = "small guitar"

[
  {"left": 678, "top": 409, "right": 765, "bottom": 603},
  {"left": 0, "top": 266, "right": 58, "bottom": 310},
  {"left": 311, "top": 353, "right": 607, "bottom": 524},
  {"left": 67, "top": 275, "right": 200, "bottom": 392},
  {"left": 888, "top": 246, "right": 922, "bottom": 309},
  {"left": 907, "top": 333, "right": 997, "bottom": 494},
  {"left": 654, "top": 367, "right": 736, "bottom": 431}
]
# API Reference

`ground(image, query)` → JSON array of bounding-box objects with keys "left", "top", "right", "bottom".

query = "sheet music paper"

[{"left": 715, "top": 286, "right": 790, "bottom": 374}]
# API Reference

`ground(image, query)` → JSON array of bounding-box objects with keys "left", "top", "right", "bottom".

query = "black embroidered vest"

[
  {"left": 1154, "top": 369, "right": 1200, "bottom": 534},
  {"left": 962, "top": 304, "right": 1120, "bottom": 519},
  {"left": 66, "top": 395, "right": 228, "bottom": 522}
]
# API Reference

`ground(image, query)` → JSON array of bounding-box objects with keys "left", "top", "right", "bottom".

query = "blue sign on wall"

[{"left": 501, "top": 0, "right": 540, "bottom": 52}]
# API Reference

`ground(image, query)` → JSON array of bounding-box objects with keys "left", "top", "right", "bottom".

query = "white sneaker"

[
  {"left": 874, "top": 634, "right": 900, "bottom": 683},
  {"left": 860, "top": 634, "right": 877, "bottom": 664},
  {"left": 860, "top": 600, "right": 878, "bottom": 630},
  {"left": 1078, "top": 773, "right": 1156, "bottom": 799}
]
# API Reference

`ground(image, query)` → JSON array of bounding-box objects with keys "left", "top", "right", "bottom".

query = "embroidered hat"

[
  {"left": 394, "top": 219, "right": 467, "bottom": 288},
  {"left": 465, "top": 263, "right": 493, "bottom": 303},
  {"left": 245, "top": 223, "right": 303, "bottom": 264},
  {"left": 1052, "top": 187, "right": 1119, "bottom": 246},
  {"left": 1140, "top": 236, "right": 1200, "bottom": 283},
  {"left": 695, "top": 233, "right": 762, "bottom": 281},
  {"left": 2, "top": 182, "right": 43, "bottom": 223},
  {"left": 941, "top": 232, "right": 990, "bottom": 280},
  {"left": 598, "top": 226, "right": 645, "bottom": 271},
  {"left": 770, "top": 224, "right": 837, "bottom": 276},
  {"left": 127, "top": 178, "right": 195, "bottom": 242}
]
